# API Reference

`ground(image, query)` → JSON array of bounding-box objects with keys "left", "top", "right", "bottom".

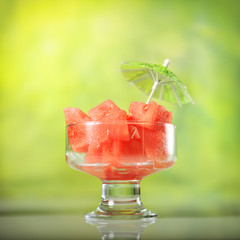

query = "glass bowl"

[{"left": 66, "top": 121, "right": 176, "bottom": 219}]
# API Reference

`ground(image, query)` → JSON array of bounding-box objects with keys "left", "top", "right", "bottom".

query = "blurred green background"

[{"left": 0, "top": 0, "right": 239, "bottom": 216}]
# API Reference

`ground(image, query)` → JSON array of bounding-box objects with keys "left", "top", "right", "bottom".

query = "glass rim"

[{"left": 66, "top": 121, "right": 175, "bottom": 127}]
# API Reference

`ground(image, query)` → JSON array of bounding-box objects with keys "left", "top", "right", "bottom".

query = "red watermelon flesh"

[
  {"left": 84, "top": 124, "right": 174, "bottom": 180},
  {"left": 129, "top": 101, "right": 172, "bottom": 125},
  {"left": 85, "top": 121, "right": 130, "bottom": 154},
  {"left": 65, "top": 100, "right": 174, "bottom": 180},
  {"left": 128, "top": 101, "right": 159, "bottom": 125},
  {"left": 110, "top": 140, "right": 154, "bottom": 180},
  {"left": 88, "top": 100, "right": 129, "bottom": 143},
  {"left": 64, "top": 108, "right": 91, "bottom": 153},
  {"left": 156, "top": 105, "right": 172, "bottom": 123},
  {"left": 110, "top": 139, "right": 146, "bottom": 165},
  {"left": 139, "top": 126, "right": 169, "bottom": 165},
  {"left": 84, "top": 139, "right": 150, "bottom": 180},
  {"left": 67, "top": 125, "right": 89, "bottom": 152},
  {"left": 88, "top": 99, "right": 127, "bottom": 121},
  {"left": 83, "top": 142, "right": 117, "bottom": 180},
  {"left": 103, "top": 140, "right": 140, "bottom": 180},
  {"left": 64, "top": 107, "right": 91, "bottom": 125},
  {"left": 83, "top": 143, "right": 111, "bottom": 180}
]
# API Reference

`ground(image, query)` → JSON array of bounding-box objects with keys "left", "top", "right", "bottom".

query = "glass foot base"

[
  {"left": 85, "top": 208, "right": 158, "bottom": 220},
  {"left": 85, "top": 180, "right": 158, "bottom": 219}
]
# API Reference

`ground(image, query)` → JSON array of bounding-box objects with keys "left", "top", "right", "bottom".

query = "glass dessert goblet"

[{"left": 66, "top": 121, "right": 176, "bottom": 219}]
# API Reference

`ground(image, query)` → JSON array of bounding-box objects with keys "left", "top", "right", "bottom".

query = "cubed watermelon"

[
  {"left": 129, "top": 101, "right": 159, "bottom": 123},
  {"left": 65, "top": 100, "right": 174, "bottom": 181},
  {"left": 89, "top": 99, "right": 127, "bottom": 121},
  {"left": 64, "top": 108, "right": 91, "bottom": 153},
  {"left": 141, "top": 127, "right": 168, "bottom": 164},
  {"left": 84, "top": 139, "right": 148, "bottom": 180},
  {"left": 156, "top": 105, "right": 172, "bottom": 123},
  {"left": 129, "top": 101, "right": 172, "bottom": 126},
  {"left": 83, "top": 142, "right": 111, "bottom": 180},
  {"left": 64, "top": 107, "right": 91, "bottom": 125},
  {"left": 88, "top": 100, "right": 129, "bottom": 144},
  {"left": 110, "top": 139, "right": 146, "bottom": 164},
  {"left": 104, "top": 139, "right": 157, "bottom": 180}
]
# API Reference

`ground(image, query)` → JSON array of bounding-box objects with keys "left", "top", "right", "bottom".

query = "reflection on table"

[
  {"left": 0, "top": 214, "right": 240, "bottom": 239},
  {"left": 85, "top": 217, "right": 158, "bottom": 240}
]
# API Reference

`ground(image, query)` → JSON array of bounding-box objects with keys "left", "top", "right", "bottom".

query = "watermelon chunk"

[
  {"left": 84, "top": 139, "right": 148, "bottom": 180},
  {"left": 89, "top": 99, "right": 127, "bottom": 121},
  {"left": 65, "top": 100, "right": 174, "bottom": 181},
  {"left": 138, "top": 126, "right": 169, "bottom": 164},
  {"left": 106, "top": 139, "right": 147, "bottom": 180},
  {"left": 88, "top": 100, "right": 129, "bottom": 145},
  {"left": 128, "top": 101, "right": 172, "bottom": 127},
  {"left": 64, "top": 107, "right": 91, "bottom": 125},
  {"left": 110, "top": 139, "right": 146, "bottom": 164},
  {"left": 64, "top": 108, "right": 91, "bottom": 153},
  {"left": 129, "top": 101, "right": 159, "bottom": 123},
  {"left": 156, "top": 105, "right": 172, "bottom": 123}
]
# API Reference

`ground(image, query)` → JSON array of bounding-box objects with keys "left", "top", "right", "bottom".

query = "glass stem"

[
  {"left": 85, "top": 180, "right": 157, "bottom": 218},
  {"left": 99, "top": 180, "right": 144, "bottom": 214}
]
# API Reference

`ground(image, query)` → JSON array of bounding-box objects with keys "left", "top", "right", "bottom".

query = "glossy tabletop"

[{"left": 0, "top": 214, "right": 239, "bottom": 239}]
